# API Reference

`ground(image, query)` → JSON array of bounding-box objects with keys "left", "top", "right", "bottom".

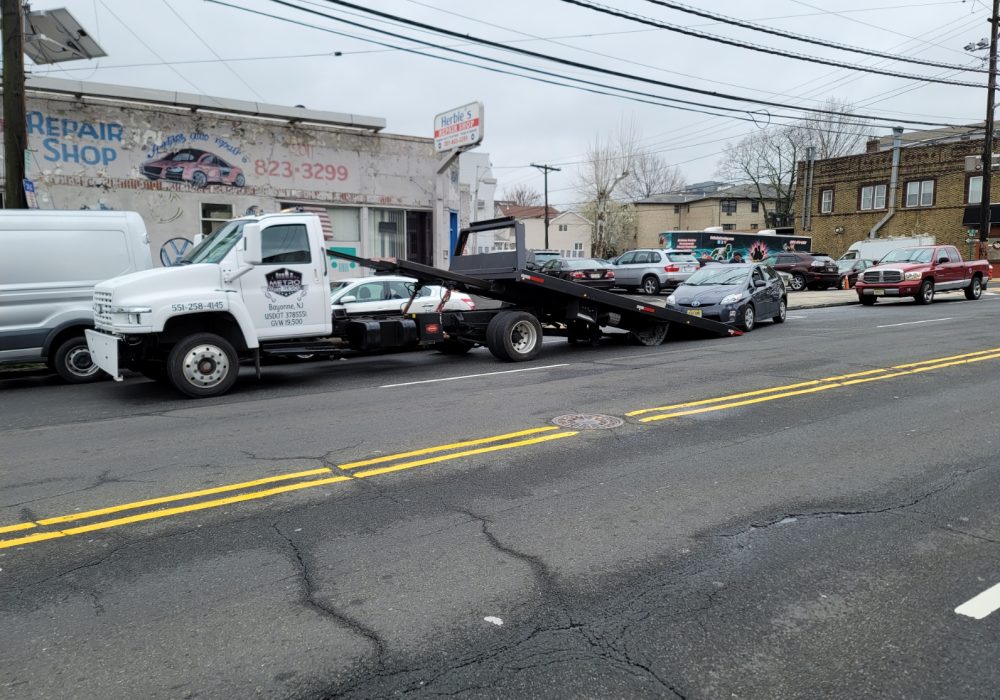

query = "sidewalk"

[{"left": 787, "top": 289, "right": 858, "bottom": 310}]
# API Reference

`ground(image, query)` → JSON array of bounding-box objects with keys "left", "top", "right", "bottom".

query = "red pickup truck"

[{"left": 855, "top": 245, "right": 990, "bottom": 305}]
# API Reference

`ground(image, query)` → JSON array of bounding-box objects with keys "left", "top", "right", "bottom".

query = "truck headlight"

[
  {"left": 721, "top": 293, "right": 744, "bottom": 305},
  {"left": 108, "top": 305, "right": 152, "bottom": 313},
  {"left": 904, "top": 271, "right": 921, "bottom": 280},
  {"left": 665, "top": 294, "right": 677, "bottom": 305}
]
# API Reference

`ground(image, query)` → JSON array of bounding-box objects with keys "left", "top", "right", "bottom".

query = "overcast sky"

[{"left": 28, "top": 0, "right": 992, "bottom": 208}]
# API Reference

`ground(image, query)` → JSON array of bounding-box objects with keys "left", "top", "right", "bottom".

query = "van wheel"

[
  {"left": 52, "top": 335, "right": 104, "bottom": 383},
  {"left": 486, "top": 311, "right": 542, "bottom": 361},
  {"left": 641, "top": 275, "right": 661, "bottom": 295},
  {"left": 167, "top": 333, "right": 239, "bottom": 398},
  {"left": 965, "top": 275, "right": 983, "bottom": 300}
]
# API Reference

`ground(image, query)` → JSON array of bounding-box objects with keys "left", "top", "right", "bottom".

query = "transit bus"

[{"left": 659, "top": 229, "right": 812, "bottom": 263}]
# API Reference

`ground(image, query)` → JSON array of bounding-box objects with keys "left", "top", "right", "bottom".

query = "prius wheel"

[{"left": 738, "top": 304, "right": 756, "bottom": 332}]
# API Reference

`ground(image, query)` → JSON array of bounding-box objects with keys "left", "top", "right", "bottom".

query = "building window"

[
  {"left": 574, "top": 242, "right": 583, "bottom": 250},
  {"left": 905, "top": 179, "right": 934, "bottom": 207},
  {"left": 674, "top": 205, "right": 680, "bottom": 213},
  {"left": 558, "top": 224, "right": 568, "bottom": 231},
  {"left": 722, "top": 223, "right": 736, "bottom": 231},
  {"left": 721, "top": 199, "right": 737, "bottom": 215},
  {"left": 858, "top": 184, "right": 886, "bottom": 211},
  {"left": 968, "top": 175, "right": 983, "bottom": 204},
  {"left": 200, "top": 203, "right": 233, "bottom": 235},
  {"left": 368, "top": 208, "right": 406, "bottom": 258},
  {"left": 750, "top": 223, "right": 758, "bottom": 230},
  {"left": 751, "top": 200, "right": 760, "bottom": 213},
  {"left": 820, "top": 188, "right": 834, "bottom": 213}
]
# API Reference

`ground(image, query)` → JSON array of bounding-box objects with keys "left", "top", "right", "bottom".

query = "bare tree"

[
  {"left": 501, "top": 184, "right": 542, "bottom": 207},
  {"left": 621, "top": 151, "right": 686, "bottom": 200},
  {"left": 579, "top": 200, "right": 636, "bottom": 258},
  {"left": 577, "top": 121, "right": 638, "bottom": 258},
  {"left": 716, "top": 100, "right": 870, "bottom": 226},
  {"left": 801, "top": 97, "right": 875, "bottom": 159}
]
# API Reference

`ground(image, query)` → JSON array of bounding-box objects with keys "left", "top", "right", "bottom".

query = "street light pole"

[
  {"left": 530, "top": 163, "right": 561, "bottom": 249},
  {"left": 2, "top": 0, "right": 28, "bottom": 208},
  {"left": 979, "top": 0, "right": 1000, "bottom": 252}
]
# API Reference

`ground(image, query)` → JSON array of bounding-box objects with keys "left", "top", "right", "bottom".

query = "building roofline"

[{"left": 24, "top": 76, "right": 387, "bottom": 132}]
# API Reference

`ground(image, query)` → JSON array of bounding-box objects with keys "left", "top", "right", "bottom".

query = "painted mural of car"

[{"left": 141, "top": 148, "right": 246, "bottom": 188}]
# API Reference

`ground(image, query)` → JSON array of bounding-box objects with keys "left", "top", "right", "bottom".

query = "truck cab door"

[{"left": 239, "top": 222, "right": 330, "bottom": 339}]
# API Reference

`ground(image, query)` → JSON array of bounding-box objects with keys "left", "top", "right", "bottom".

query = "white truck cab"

[{"left": 87, "top": 212, "right": 332, "bottom": 396}]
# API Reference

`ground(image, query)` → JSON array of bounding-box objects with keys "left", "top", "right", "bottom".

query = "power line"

[
  {"left": 638, "top": 0, "right": 986, "bottom": 73},
  {"left": 296, "top": 0, "right": 981, "bottom": 125},
  {"left": 559, "top": 0, "right": 986, "bottom": 88}
]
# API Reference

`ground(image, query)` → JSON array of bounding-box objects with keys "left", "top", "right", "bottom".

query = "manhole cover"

[{"left": 551, "top": 413, "right": 625, "bottom": 430}]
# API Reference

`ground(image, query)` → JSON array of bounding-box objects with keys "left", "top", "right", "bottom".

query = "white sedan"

[{"left": 330, "top": 275, "right": 477, "bottom": 315}]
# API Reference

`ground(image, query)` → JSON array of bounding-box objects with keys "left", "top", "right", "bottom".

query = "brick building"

[
  {"left": 795, "top": 129, "right": 998, "bottom": 262},
  {"left": 634, "top": 183, "right": 778, "bottom": 249}
]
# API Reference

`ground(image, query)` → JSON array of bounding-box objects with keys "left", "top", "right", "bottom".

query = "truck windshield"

[
  {"left": 880, "top": 247, "right": 933, "bottom": 264},
  {"left": 179, "top": 221, "right": 246, "bottom": 265}
]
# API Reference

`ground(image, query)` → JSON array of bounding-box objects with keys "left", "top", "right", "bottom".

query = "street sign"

[
  {"left": 22, "top": 179, "right": 38, "bottom": 209},
  {"left": 433, "top": 102, "right": 483, "bottom": 153}
]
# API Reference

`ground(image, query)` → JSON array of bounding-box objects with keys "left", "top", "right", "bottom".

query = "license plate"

[
  {"left": 589, "top": 273, "right": 601, "bottom": 279},
  {"left": 686, "top": 309, "right": 702, "bottom": 317},
  {"left": 873, "top": 289, "right": 885, "bottom": 296},
  {"left": 684, "top": 265, "right": 695, "bottom": 272}
]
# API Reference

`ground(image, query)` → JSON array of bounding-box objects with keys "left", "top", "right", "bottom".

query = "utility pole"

[
  {"left": 2, "top": 0, "right": 28, "bottom": 208},
  {"left": 530, "top": 163, "right": 561, "bottom": 249},
  {"left": 979, "top": 0, "right": 1000, "bottom": 254}
]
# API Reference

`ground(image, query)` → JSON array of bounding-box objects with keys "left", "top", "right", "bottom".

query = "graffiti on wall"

[
  {"left": 141, "top": 148, "right": 246, "bottom": 188},
  {"left": 28, "top": 111, "right": 123, "bottom": 167}
]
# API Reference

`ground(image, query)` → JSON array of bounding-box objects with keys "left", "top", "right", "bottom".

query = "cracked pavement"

[{"left": 4, "top": 301, "right": 1000, "bottom": 697}]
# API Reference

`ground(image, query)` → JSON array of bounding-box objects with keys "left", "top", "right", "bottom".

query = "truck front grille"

[
  {"left": 94, "top": 290, "right": 113, "bottom": 328},
  {"left": 862, "top": 270, "right": 903, "bottom": 283}
]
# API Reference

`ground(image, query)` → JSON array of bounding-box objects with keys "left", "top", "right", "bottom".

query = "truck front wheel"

[
  {"left": 167, "top": 333, "right": 239, "bottom": 398},
  {"left": 915, "top": 279, "right": 935, "bottom": 305},
  {"left": 486, "top": 311, "right": 542, "bottom": 362}
]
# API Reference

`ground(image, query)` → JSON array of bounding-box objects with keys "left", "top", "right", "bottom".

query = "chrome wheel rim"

[
  {"left": 922, "top": 284, "right": 934, "bottom": 303},
  {"left": 510, "top": 321, "right": 538, "bottom": 354},
  {"left": 66, "top": 346, "right": 99, "bottom": 378},
  {"left": 182, "top": 344, "right": 229, "bottom": 388},
  {"left": 644, "top": 279, "right": 657, "bottom": 294},
  {"left": 744, "top": 306, "right": 755, "bottom": 329},
  {"left": 791, "top": 276, "right": 805, "bottom": 291}
]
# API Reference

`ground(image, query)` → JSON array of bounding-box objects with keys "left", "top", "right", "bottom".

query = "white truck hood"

[{"left": 95, "top": 264, "right": 223, "bottom": 303}]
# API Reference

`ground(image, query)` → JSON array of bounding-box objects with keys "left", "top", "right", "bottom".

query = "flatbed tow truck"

[{"left": 87, "top": 214, "right": 739, "bottom": 398}]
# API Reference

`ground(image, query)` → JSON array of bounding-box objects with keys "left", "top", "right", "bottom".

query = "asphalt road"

[{"left": 4, "top": 291, "right": 1000, "bottom": 698}]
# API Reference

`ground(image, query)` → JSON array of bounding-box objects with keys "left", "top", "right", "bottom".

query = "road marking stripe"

[
  {"left": 338, "top": 426, "right": 558, "bottom": 470},
  {"left": 34, "top": 468, "right": 334, "bottom": 527},
  {"left": 0, "top": 522, "right": 37, "bottom": 534},
  {"left": 0, "top": 430, "right": 580, "bottom": 551},
  {"left": 0, "top": 475, "right": 353, "bottom": 551},
  {"left": 876, "top": 317, "right": 952, "bottom": 328},
  {"left": 639, "top": 351, "right": 1000, "bottom": 423},
  {"left": 379, "top": 364, "right": 570, "bottom": 388},
  {"left": 627, "top": 346, "right": 1000, "bottom": 416},
  {"left": 956, "top": 581, "right": 1000, "bottom": 619},
  {"left": 353, "top": 431, "right": 578, "bottom": 478}
]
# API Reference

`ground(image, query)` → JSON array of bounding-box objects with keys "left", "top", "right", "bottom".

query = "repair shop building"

[{"left": 5, "top": 76, "right": 462, "bottom": 275}]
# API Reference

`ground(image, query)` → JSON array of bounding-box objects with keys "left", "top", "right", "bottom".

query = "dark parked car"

[
  {"left": 836, "top": 259, "right": 876, "bottom": 289},
  {"left": 540, "top": 257, "right": 616, "bottom": 289},
  {"left": 665, "top": 263, "right": 786, "bottom": 331},
  {"left": 763, "top": 252, "right": 840, "bottom": 291}
]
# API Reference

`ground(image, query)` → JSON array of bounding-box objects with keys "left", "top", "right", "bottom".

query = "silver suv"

[{"left": 611, "top": 248, "right": 700, "bottom": 294}]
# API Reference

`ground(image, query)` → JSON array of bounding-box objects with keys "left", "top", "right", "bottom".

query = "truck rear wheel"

[
  {"left": 965, "top": 275, "right": 983, "bottom": 300},
  {"left": 51, "top": 335, "right": 104, "bottom": 384},
  {"left": 486, "top": 311, "right": 542, "bottom": 362},
  {"left": 167, "top": 333, "right": 239, "bottom": 398}
]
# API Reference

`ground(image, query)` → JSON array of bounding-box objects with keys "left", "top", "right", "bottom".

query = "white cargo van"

[
  {"left": 0, "top": 210, "right": 153, "bottom": 382},
  {"left": 839, "top": 235, "right": 935, "bottom": 262}
]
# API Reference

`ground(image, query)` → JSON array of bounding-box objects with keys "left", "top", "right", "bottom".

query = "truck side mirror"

[{"left": 243, "top": 223, "right": 262, "bottom": 265}]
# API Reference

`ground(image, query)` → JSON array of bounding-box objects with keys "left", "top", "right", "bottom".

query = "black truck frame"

[{"left": 322, "top": 217, "right": 740, "bottom": 363}]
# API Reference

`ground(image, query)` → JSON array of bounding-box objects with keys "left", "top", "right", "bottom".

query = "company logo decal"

[{"left": 264, "top": 268, "right": 307, "bottom": 299}]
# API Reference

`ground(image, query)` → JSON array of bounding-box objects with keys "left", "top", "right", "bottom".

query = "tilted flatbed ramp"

[{"left": 327, "top": 216, "right": 740, "bottom": 340}]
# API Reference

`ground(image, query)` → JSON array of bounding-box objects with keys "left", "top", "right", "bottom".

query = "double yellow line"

[
  {"left": 0, "top": 427, "right": 577, "bottom": 551},
  {"left": 628, "top": 346, "right": 1000, "bottom": 423}
]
